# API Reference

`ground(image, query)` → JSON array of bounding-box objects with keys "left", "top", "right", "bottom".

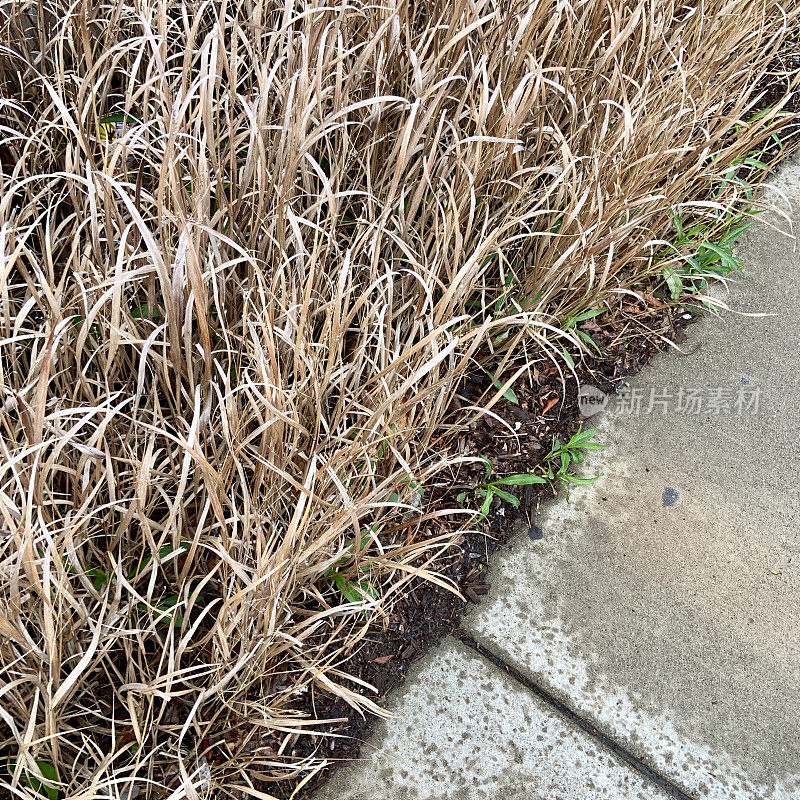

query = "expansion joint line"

[{"left": 455, "top": 629, "right": 697, "bottom": 800}]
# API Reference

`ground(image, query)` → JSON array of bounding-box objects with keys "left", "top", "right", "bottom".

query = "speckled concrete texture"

[
  {"left": 318, "top": 639, "right": 673, "bottom": 800},
  {"left": 464, "top": 157, "right": 800, "bottom": 800}
]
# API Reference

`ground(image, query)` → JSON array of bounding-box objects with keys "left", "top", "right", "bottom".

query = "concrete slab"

[
  {"left": 318, "top": 639, "right": 674, "bottom": 800},
  {"left": 464, "top": 158, "right": 800, "bottom": 800}
]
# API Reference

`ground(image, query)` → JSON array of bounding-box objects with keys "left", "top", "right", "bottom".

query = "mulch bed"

[{"left": 267, "top": 301, "right": 692, "bottom": 799}]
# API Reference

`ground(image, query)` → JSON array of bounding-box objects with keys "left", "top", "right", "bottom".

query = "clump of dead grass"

[{"left": 0, "top": 0, "right": 797, "bottom": 797}]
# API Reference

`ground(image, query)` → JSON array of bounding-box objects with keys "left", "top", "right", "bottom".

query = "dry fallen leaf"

[{"left": 542, "top": 396, "right": 559, "bottom": 415}]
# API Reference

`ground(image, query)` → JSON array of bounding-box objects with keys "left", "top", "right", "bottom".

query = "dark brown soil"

[
  {"left": 762, "top": 51, "right": 800, "bottom": 114},
  {"left": 268, "top": 301, "right": 691, "bottom": 799}
]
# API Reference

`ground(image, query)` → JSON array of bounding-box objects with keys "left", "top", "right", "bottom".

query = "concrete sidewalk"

[{"left": 318, "top": 159, "right": 800, "bottom": 800}]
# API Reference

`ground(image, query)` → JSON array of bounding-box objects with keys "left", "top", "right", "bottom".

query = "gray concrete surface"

[
  {"left": 465, "top": 160, "right": 800, "bottom": 800},
  {"left": 320, "top": 639, "right": 673, "bottom": 800},
  {"left": 318, "top": 159, "right": 800, "bottom": 800}
]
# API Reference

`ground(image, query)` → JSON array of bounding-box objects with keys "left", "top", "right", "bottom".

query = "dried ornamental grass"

[{"left": 0, "top": 0, "right": 797, "bottom": 797}]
